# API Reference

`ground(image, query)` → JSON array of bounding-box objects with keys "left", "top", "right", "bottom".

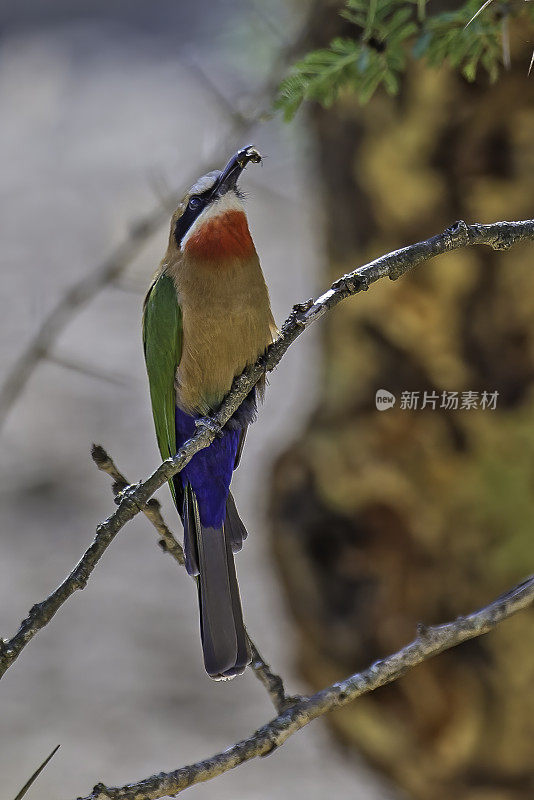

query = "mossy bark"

[{"left": 270, "top": 5, "right": 534, "bottom": 798}]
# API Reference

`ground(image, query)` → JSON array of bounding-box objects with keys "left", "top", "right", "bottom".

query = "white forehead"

[{"left": 188, "top": 170, "right": 221, "bottom": 197}]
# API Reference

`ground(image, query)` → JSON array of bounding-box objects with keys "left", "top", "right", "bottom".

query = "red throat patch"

[{"left": 184, "top": 209, "right": 255, "bottom": 262}]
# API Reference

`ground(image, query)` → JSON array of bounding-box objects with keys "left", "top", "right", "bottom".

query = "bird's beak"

[{"left": 213, "top": 145, "right": 262, "bottom": 196}]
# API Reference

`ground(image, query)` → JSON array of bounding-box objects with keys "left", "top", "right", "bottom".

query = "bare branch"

[
  {"left": 47, "top": 353, "right": 131, "bottom": 388},
  {"left": 91, "top": 444, "right": 184, "bottom": 566},
  {"left": 180, "top": 56, "right": 252, "bottom": 126},
  {"left": 77, "top": 575, "right": 534, "bottom": 800},
  {"left": 91, "top": 444, "right": 290, "bottom": 711},
  {"left": 0, "top": 0, "right": 302, "bottom": 432},
  {"left": 248, "top": 638, "right": 300, "bottom": 713},
  {"left": 0, "top": 208, "right": 169, "bottom": 431},
  {"left": 1, "top": 217, "right": 533, "bottom": 681},
  {"left": 0, "top": 91, "right": 276, "bottom": 433}
]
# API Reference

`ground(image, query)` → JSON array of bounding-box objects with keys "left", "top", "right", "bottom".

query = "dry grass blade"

[{"left": 12, "top": 745, "right": 60, "bottom": 800}]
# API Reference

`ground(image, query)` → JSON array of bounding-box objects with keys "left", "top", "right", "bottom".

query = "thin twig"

[
  {"left": 1, "top": 218, "right": 533, "bottom": 681},
  {"left": 181, "top": 56, "right": 252, "bottom": 126},
  {"left": 0, "top": 6, "right": 299, "bottom": 434},
  {"left": 248, "top": 638, "right": 299, "bottom": 713},
  {"left": 0, "top": 90, "right": 276, "bottom": 434},
  {"left": 91, "top": 444, "right": 290, "bottom": 710},
  {"left": 77, "top": 575, "right": 534, "bottom": 800},
  {"left": 47, "top": 353, "right": 131, "bottom": 388},
  {"left": 91, "top": 444, "right": 185, "bottom": 566},
  {"left": 0, "top": 209, "right": 168, "bottom": 431}
]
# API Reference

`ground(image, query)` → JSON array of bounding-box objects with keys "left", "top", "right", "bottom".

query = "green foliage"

[
  {"left": 422, "top": 2, "right": 502, "bottom": 82},
  {"left": 276, "top": 0, "right": 533, "bottom": 119}
]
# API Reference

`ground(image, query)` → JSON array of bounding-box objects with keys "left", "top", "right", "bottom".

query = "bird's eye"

[{"left": 188, "top": 196, "right": 202, "bottom": 210}]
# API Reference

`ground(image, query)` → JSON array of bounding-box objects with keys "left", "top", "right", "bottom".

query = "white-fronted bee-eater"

[{"left": 143, "top": 146, "right": 277, "bottom": 679}]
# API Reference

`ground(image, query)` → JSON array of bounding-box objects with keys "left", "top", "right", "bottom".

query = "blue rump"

[{"left": 175, "top": 406, "right": 240, "bottom": 529}]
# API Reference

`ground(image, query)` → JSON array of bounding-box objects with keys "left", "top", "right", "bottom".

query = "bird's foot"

[
  {"left": 114, "top": 482, "right": 143, "bottom": 512},
  {"left": 195, "top": 416, "right": 223, "bottom": 438}
]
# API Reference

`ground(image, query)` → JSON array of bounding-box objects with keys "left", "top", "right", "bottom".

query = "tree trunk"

[{"left": 270, "top": 5, "right": 534, "bottom": 798}]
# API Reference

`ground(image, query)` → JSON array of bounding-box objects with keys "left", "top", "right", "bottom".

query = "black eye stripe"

[
  {"left": 174, "top": 197, "right": 207, "bottom": 247},
  {"left": 198, "top": 186, "right": 215, "bottom": 200}
]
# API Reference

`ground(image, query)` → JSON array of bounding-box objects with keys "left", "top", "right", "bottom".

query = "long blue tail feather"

[{"left": 175, "top": 405, "right": 251, "bottom": 678}]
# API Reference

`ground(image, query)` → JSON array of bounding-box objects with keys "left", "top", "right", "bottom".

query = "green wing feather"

[{"left": 142, "top": 273, "right": 183, "bottom": 503}]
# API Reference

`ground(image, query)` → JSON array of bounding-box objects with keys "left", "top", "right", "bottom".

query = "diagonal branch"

[
  {"left": 77, "top": 575, "right": 534, "bottom": 800},
  {"left": 91, "top": 443, "right": 185, "bottom": 566},
  {"left": 0, "top": 206, "right": 169, "bottom": 432},
  {"left": 1, "top": 217, "right": 533, "bottom": 682},
  {"left": 0, "top": 7, "right": 301, "bottom": 432},
  {"left": 247, "top": 639, "right": 300, "bottom": 713},
  {"left": 90, "top": 444, "right": 291, "bottom": 710}
]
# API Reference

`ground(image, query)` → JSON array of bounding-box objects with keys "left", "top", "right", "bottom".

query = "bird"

[{"left": 143, "top": 146, "right": 277, "bottom": 680}]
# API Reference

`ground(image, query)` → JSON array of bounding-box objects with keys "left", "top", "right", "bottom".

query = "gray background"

[{"left": 0, "top": 3, "right": 395, "bottom": 798}]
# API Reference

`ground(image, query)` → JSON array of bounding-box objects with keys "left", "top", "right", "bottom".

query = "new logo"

[{"left": 375, "top": 389, "right": 396, "bottom": 410}]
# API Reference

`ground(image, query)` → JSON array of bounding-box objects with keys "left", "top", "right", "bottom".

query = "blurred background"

[{"left": 0, "top": 1, "right": 533, "bottom": 799}]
